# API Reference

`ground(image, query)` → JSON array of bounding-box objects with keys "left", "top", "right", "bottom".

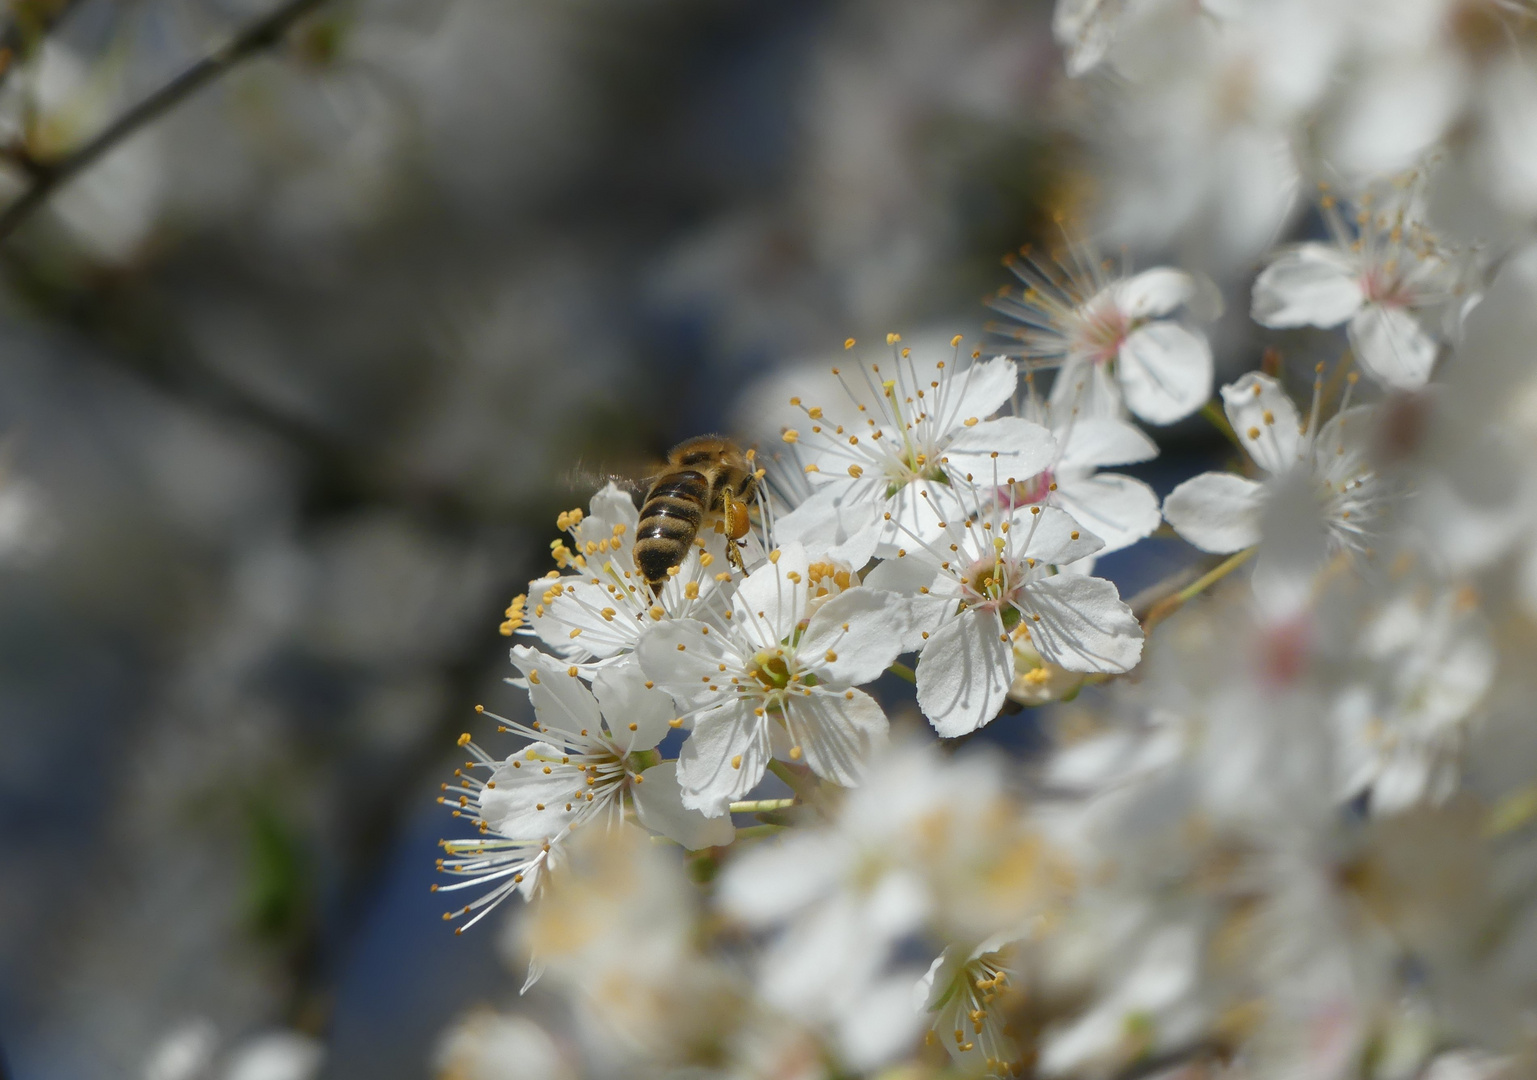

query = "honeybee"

[{"left": 634, "top": 435, "right": 758, "bottom": 594}]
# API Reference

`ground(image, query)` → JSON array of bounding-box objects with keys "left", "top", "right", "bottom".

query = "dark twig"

[{"left": 0, "top": 0, "right": 332, "bottom": 243}]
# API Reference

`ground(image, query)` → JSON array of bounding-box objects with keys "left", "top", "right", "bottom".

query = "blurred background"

[{"left": 0, "top": 1, "right": 1231, "bottom": 1077}]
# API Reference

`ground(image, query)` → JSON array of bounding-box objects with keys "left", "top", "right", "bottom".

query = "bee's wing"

[{"left": 562, "top": 455, "right": 664, "bottom": 504}]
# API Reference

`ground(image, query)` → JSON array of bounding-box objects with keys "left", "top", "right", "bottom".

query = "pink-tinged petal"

[
  {"left": 800, "top": 588, "right": 911, "bottom": 685},
  {"left": 591, "top": 662, "right": 676, "bottom": 752},
  {"left": 1221, "top": 372, "right": 1302, "bottom": 475},
  {"left": 1015, "top": 504, "right": 1104, "bottom": 566},
  {"left": 1252, "top": 243, "right": 1365, "bottom": 328},
  {"left": 1054, "top": 474, "right": 1161, "bottom": 554},
  {"left": 1163, "top": 472, "right": 1267, "bottom": 553},
  {"left": 1117, "top": 322, "right": 1213, "bottom": 425},
  {"left": 732, "top": 542, "right": 811, "bottom": 649},
  {"left": 939, "top": 355, "right": 1018, "bottom": 430},
  {"left": 630, "top": 760, "right": 735, "bottom": 849},
  {"left": 510, "top": 645, "right": 602, "bottom": 735},
  {"left": 783, "top": 688, "right": 889, "bottom": 786},
  {"left": 1018, "top": 575, "right": 1142, "bottom": 674},
  {"left": 1115, "top": 267, "right": 1218, "bottom": 321},
  {"left": 676, "top": 701, "right": 772, "bottom": 817},
  {"left": 1348, "top": 304, "right": 1438, "bottom": 389},
  {"left": 915, "top": 610, "right": 1012, "bottom": 737},
  {"left": 943, "top": 416, "right": 1058, "bottom": 488},
  {"left": 481, "top": 743, "right": 586, "bottom": 840},
  {"left": 1057, "top": 417, "right": 1159, "bottom": 471}
]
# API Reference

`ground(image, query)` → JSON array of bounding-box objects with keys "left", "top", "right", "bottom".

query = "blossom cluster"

[{"left": 430, "top": 2, "right": 1537, "bottom": 1079}]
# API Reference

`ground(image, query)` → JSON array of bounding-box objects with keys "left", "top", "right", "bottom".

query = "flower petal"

[
  {"left": 675, "top": 701, "right": 772, "bottom": 817},
  {"left": 1117, "top": 322, "right": 1213, "bottom": 425},
  {"left": 1057, "top": 417, "right": 1160, "bottom": 471},
  {"left": 943, "top": 416, "right": 1058, "bottom": 489},
  {"left": 591, "top": 662, "right": 676, "bottom": 752},
  {"left": 800, "top": 587, "right": 912, "bottom": 685},
  {"left": 1016, "top": 504, "right": 1105, "bottom": 566},
  {"left": 776, "top": 481, "right": 883, "bottom": 567},
  {"left": 915, "top": 610, "right": 1012, "bottom": 737},
  {"left": 939, "top": 355, "right": 1018, "bottom": 430},
  {"left": 480, "top": 743, "right": 586, "bottom": 840},
  {"left": 1162, "top": 472, "right": 1266, "bottom": 553},
  {"left": 635, "top": 619, "right": 740, "bottom": 709},
  {"left": 631, "top": 760, "right": 736, "bottom": 849},
  {"left": 1251, "top": 244, "right": 1365, "bottom": 328},
  {"left": 510, "top": 645, "right": 602, "bottom": 735},
  {"left": 1115, "top": 268, "right": 1218, "bottom": 321},
  {"left": 1054, "top": 473, "right": 1162, "bottom": 554},
  {"left": 733, "top": 541, "right": 811, "bottom": 648},
  {"left": 1221, "top": 372, "right": 1301, "bottom": 475},
  {"left": 863, "top": 553, "right": 953, "bottom": 653},
  {"left": 1348, "top": 303, "right": 1438, "bottom": 389},
  {"left": 784, "top": 688, "right": 889, "bottom": 786},
  {"left": 1018, "top": 574, "right": 1143, "bottom": 674}
]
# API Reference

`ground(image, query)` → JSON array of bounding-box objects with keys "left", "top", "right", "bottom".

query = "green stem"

[
  {"left": 729, "top": 797, "right": 797, "bottom": 814},
  {"left": 888, "top": 661, "right": 916, "bottom": 684},
  {"left": 1199, "top": 400, "right": 1243, "bottom": 453},
  {"left": 1141, "top": 547, "right": 1257, "bottom": 632}
]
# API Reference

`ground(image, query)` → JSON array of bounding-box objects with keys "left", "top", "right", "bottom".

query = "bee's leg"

[{"left": 723, "top": 497, "right": 747, "bottom": 572}]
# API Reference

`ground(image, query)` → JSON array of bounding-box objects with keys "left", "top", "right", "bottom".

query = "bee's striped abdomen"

[{"left": 635, "top": 470, "right": 711, "bottom": 591}]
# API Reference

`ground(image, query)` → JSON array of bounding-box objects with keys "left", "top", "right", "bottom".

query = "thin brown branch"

[{"left": 0, "top": 0, "right": 332, "bottom": 243}]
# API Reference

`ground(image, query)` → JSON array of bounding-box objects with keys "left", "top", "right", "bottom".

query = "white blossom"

[
  {"left": 436, "top": 648, "right": 731, "bottom": 932},
  {"left": 1252, "top": 181, "right": 1468, "bottom": 389},
  {"left": 989, "top": 245, "right": 1221, "bottom": 424},
  {"left": 1163, "top": 371, "right": 1392, "bottom": 614},
  {"left": 636, "top": 542, "right": 909, "bottom": 816},
  {"left": 774, "top": 346, "right": 1056, "bottom": 565},
  {"left": 868, "top": 504, "right": 1142, "bottom": 736}
]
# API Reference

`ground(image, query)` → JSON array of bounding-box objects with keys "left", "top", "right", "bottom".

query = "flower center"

[
  {"left": 1071, "top": 298, "right": 1130, "bottom": 365},
  {"left": 752, "top": 650, "right": 793, "bottom": 691},
  {"left": 962, "top": 557, "right": 1019, "bottom": 612}
]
